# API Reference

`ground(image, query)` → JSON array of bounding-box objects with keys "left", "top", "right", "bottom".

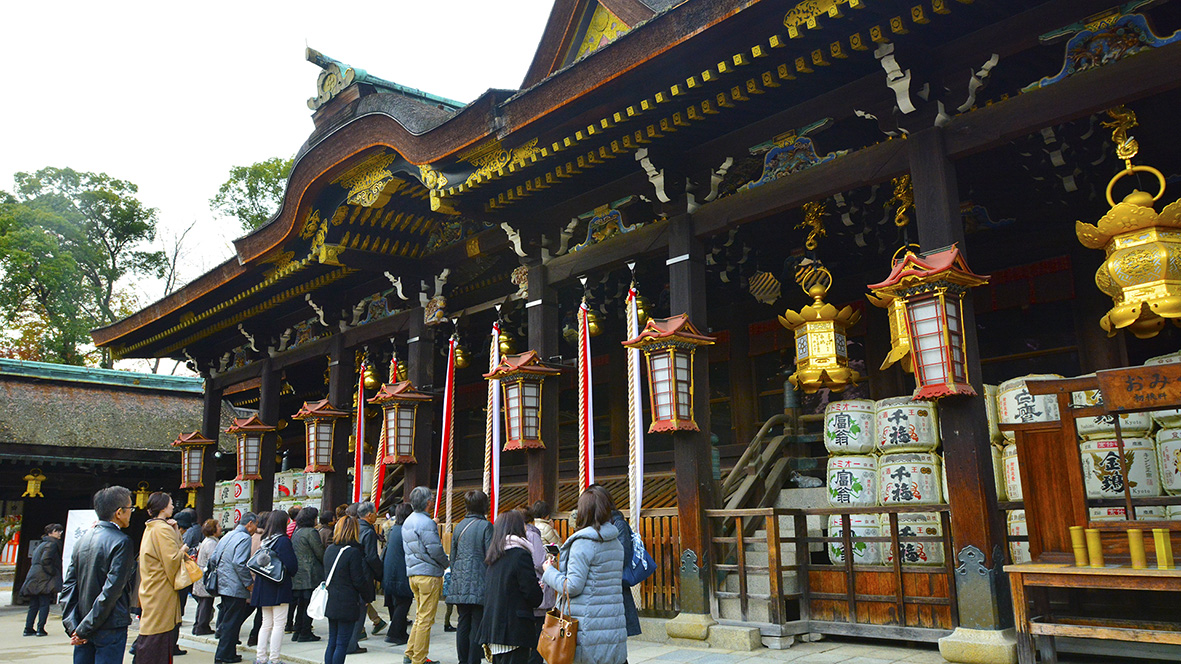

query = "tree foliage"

[
  {"left": 209, "top": 157, "right": 294, "bottom": 232},
  {"left": 0, "top": 167, "right": 165, "bottom": 367}
]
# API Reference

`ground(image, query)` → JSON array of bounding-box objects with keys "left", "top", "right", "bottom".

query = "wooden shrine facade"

[{"left": 93, "top": 0, "right": 1181, "bottom": 656}]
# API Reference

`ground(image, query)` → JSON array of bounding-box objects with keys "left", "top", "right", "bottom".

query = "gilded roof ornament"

[{"left": 307, "top": 48, "right": 356, "bottom": 111}]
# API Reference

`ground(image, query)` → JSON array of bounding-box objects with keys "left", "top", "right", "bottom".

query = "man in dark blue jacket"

[{"left": 61, "top": 486, "right": 136, "bottom": 664}]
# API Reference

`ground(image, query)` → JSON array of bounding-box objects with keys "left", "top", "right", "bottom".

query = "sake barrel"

[
  {"left": 827, "top": 513, "right": 882, "bottom": 565},
  {"left": 1079, "top": 437, "right": 1162, "bottom": 499},
  {"left": 215, "top": 480, "right": 234, "bottom": 506},
  {"left": 984, "top": 384, "right": 1002, "bottom": 444},
  {"left": 1071, "top": 385, "right": 1153, "bottom": 439},
  {"left": 879, "top": 452, "right": 943, "bottom": 506},
  {"left": 1007, "top": 510, "right": 1031, "bottom": 563},
  {"left": 1088, "top": 506, "right": 1166, "bottom": 521},
  {"left": 305, "top": 472, "right": 325, "bottom": 498},
  {"left": 875, "top": 397, "right": 940, "bottom": 453},
  {"left": 232, "top": 502, "right": 250, "bottom": 526},
  {"left": 946, "top": 444, "right": 1007, "bottom": 502},
  {"left": 885, "top": 512, "right": 944, "bottom": 566},
  {"left": 824, "top": 399, "right": 876, "bottom": 454},
  {"left": 273, "top": 470, "right": 291, "bottom": 499},
  {"left": 1145, "top": 353, "right": 1181, "bottom": 428},
  {"left": 232, "top": 479, "right": 254, "bottom": 503},
  {"left": 1169, "top": 505, "right": 1181, "bottom": 520},
  {"left": 827, "top": 455, "right": 878, "bottom": 507},
  {"left": 291, "top": 471, "right": 307, "bottom": 498},
  {"left": 1158, "top": 428, "right": 1181, "bottom": 495},
  {"left": 1002, "top": 443, "right": 1023, "bottom": 501},
  {"left": 217, "top": 505, "right": 234, "bottom": 531},
  {"left": 998, "top": 375, "right": 1062, "bottom": 441}
]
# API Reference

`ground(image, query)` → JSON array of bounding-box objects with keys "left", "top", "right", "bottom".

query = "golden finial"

[
  {"left": 1102, "top": 106, "right": 1139, "bottom": 169},
  {"left": 887, "top": 175, "right": 914, "bottom": 227},
  {"left": 798, "top": 201, "right": 828, "bottom": 251}
]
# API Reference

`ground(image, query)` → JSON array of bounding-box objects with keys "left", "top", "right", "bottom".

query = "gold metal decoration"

[
  {"left": 779, "top": 264, "right": 861, "bottom": 393},
  {"left": 368, "top": 381, "right": 432, "bottom": 464},
  {"left": 22, "top": 469, "right": 46, "bottom": 498},
  {"left": 484, "top": 351, "right": 561, "bottom": 450},
  {"left": 185, "top": 489, "right": 198, "bottom": 509},
  {"left": 866, "top": 290, "right": 914, "bottom": 373},
  {"left": 454, "top": 344, "right": 471, "bottom": 369},
  {"left": 868, "top": 245, "right": 989, "bottom": 399},
  {"left": 585, "top": 309, "right": 602, "bottom": 337},
  {"left": 634, "top": 296, "right": 651, "bottom": 324},
  {"left": 798, "top": 201, "right": 828, "bottom": 250},
  {"left": 622, "top": 314, "right": 716, "bottom": 433},
  {"left": 498, "top": 331, "right": 516, "bottom": 356},
  {"left": 887, "top": 175, "right": 914, "bottom": 227},
  {"left": 134, "top": 482, "right": 152, "bottom": 511},
  {"left": 1076, "top": 106, "right": 1181, "bottom": 338}
]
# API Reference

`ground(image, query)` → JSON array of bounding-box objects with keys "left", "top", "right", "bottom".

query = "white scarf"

[{"left": 505, "top": 534, "right": 532, "bottom": 553}]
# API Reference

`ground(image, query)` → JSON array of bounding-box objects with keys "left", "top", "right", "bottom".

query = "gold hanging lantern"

[
  {"left": 779, "top": 264, "right": 861, "bottom": 394},
  {"left": 368, "top": 380, "right": 432, "bottom": 464},
  {"left": 134, "top": 481, "right": 152, "bottom": 510},
  {"left": 22, "top": 468, "right": 46, "bottom": 498},
  {"left": 1076, "top": 106, "right": 1181, "bottom": 339},
  {"left": 868, "top": 244, "right": 989, "bottom": 399},
  {"left": 293, "top": 399, "right": 350, "bottom": 472}
]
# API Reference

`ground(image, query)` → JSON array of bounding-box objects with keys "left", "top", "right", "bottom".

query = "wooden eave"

[{"left": 521, "top": 0, "right": 657, "bottom": 90}]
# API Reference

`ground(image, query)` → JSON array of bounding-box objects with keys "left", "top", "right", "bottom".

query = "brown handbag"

[
  {"left": 174, "top": 555, "right": 203, "bottom": 590},
  {"left": 537, "top": 580, "right": 577, "bottom": 664}
]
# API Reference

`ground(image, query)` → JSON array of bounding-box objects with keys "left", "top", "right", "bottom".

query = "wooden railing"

[
  {"left": 706, "top": 504, "right": 958, "bottom": 641},
  {"left": 551, "top": 509, "right": 680, "bottom": 616}
]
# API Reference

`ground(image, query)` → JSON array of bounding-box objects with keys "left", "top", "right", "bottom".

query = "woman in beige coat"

[{"left": 137, "top": 492, "right": 187, "bottom": 664}]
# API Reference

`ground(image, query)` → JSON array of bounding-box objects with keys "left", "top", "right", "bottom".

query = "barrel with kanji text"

[
  {"left": 1071, "top": 384, "right": 1153, "bottom": 439},
  {"left": 1088, "top": 506, "right": 1166, "bottom": 521},
  {"left": 1079, "top": 437, "right": 1162, "bottom": 499},
  {"left": 826, "top": 513, "right": 882, "bottom": 565},
  {"left": 874, "top": 397, "right": 939, "bottom": 453},
  {"left": 1002, "top": 443, "right": 1023, "bottom": 501},
  {"left": 1007, "top": 510, "right": 1030, "bottom": 563},
  {"left": 998, "top": 374, "right": 1062, "bottom": 441},
  {"left": 878, "top": 452, "right": 943, "bottom": 506},
  {"left": 1157, "top": 428, "right": 1181, "bottom": 495},
  {"left": 826, "top": 455, "right": 878, "bottom": 507},
  {"left": 884, "top": 512, "right": 944, "bottom": 566},
  {"left": 824, "top": 399, "right": 876, "bottom": 454}
]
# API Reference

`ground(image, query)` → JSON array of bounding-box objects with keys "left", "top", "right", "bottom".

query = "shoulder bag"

[
  {"left": 173, "top": 554, "right": 204, "bottom": 590},
  {"left": 622, "top": 530, "right": 657, "bottom": 587},
  {"left": 246, "top": 535, "right": 285, "bottom": 583},
  {"left": 308, "top": 547, "right": 347, "bottom": 621},
  {"left": 203, "top": 549, "right": 221, "bottom": 595},
  {"left": 537, "top": 579, "right": 577, "bottom": 664}
]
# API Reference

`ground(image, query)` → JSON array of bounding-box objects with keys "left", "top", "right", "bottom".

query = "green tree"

[
  {"left": 209, "top": 156, "right": 294, "bottom": 232},
  {"left": 0, "top": 167, "right": 165, "bottom": 367}
]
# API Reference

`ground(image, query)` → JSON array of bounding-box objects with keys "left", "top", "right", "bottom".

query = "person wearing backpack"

[
  {"left": 249, "top": 511, "right": 298, "bottom": 664},
  {"left": 448, "top": 491, "right": 493, "bottom": 664},
  {"left": 321, "top": 516, "right": 374, "bottom": 664}
]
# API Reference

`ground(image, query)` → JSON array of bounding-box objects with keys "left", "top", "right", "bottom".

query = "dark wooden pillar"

[
  {"left": 908, "top": 127, "right": 1011, "bottom": 630},
  {"left": 324, "top": 336, "right": 354, "bottom": 511},
  {"left": 729, "top": 319, "right": 756, "bottom": 447},
  {"left": 197, "top": 383, "right": 223, "bottom": 522},
  {"left": 405, "top": 311, "right": 436, "bottom": 501},
  {"left": 255, "top": 360, "right": 280, "bottom": 512},
  {"left": 527, "top": 261, "right": 560, "bottom": 509},
  {"left": 667, "top": 212, "right": 716, "bottom": 618}
]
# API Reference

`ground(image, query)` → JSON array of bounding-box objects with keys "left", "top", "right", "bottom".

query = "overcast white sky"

[{"left": 0, "top": 0, "right": 554, "bottom": 303}]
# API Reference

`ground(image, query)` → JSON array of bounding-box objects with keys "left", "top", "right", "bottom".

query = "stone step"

[
  {"left": 722, "top": 570, "right": 800, "bottom": 595},
  {"left": 717, "top": 595, "right": 771, "bottom": 623}
]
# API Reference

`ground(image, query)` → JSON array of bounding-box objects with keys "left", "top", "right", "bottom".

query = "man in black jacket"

[
  {"left": 61, "top": 486, "right": 136, "bottom": 664},
  {"left": 348, "top": 501, "right": 387, "bottom": 654}
]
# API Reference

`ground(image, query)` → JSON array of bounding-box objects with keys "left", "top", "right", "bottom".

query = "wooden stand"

[{"left": 1001, "top": 365, "right": 1181, "bottom": 663}]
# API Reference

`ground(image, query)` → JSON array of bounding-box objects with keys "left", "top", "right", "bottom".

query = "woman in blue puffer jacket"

[{"left": 541, "top": 488, "right": 627, "bottom": 664}]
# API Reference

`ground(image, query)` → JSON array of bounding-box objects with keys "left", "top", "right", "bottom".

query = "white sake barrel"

[
  {"left": 1169, "top": 505, "right": 1181, "bottom": 520},
  {"left": 215, "top": 481, "right": 234, "bottom": 506},
  {"left": 273, "top": 470, "right": 290, "bottom": 499},
  {"left": 1145, "top": 354, "right": 1181, "bottom": 428},
  {"left": 292, "top": 471, "right": 307, "bottom": 498},
  {"left": 885, "top": 512, "right": 945, "bottom": 566},
  {"left": 305, "top": 472, "right": 325, "bottom": 498},
  {"left": 232, "top": 479, "right": 254, "bottom": 503},
  {"left": 984, "top": 384, "right": 1002, "bottom": 444},
  {"left": 1071, "top": 385, "right": 1153, "bottom": 439},
  {"left": 875, "top": 397, "right": 939, "bottom": 453},
  {"left": 1088, "top": 506, "right": 1166, "bottom": 521},
  {"left": 1079, "top": 437, "right": 1162, "bottom": 499},
  {"left": 1002, "top": 443, "right": 1023, "bottom": 501},
  {"left": 827, "top": 455, "right": 878, "bottom": 507},
  {"left": 1007, "top": 510, "right": 1031, "bottom": 563},
  {"left": 998, "top": 374, "right": 1062, "bottom": 441},
  {"left": 824, "top": 399, "right": 876, "bottom": 454},
  {"left": 1158, "top": 429, "right": 1181, "bottom": 495},
  {"left": 879, "top": 452, "right": 943, "bottom": 506},
  {"left": 827, "top": 513, "right": 882, "bottom": 565},
  {"left": 232, "top": 502, "right": 250, "bottom": 525}
]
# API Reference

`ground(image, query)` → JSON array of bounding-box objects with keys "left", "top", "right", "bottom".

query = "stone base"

[
  {"left": 669, "top": 637, "right": 712, "bottom": 649},
  {"left": 665, "top": 611, "right": 716, "bottom": 641},
  {"left": 634, "top": 617, "right": 670, "bottom": 643},
  {"left": 761, "top": 635, "right": 796, "bottom": 650},
  {"left": 708, "top": 625, "right": 761, "bottom": 651},
  {"left": 938, "top": 627, "right": 1018, "bottom": 664}
]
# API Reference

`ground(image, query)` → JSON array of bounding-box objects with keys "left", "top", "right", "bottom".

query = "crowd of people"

[{"left": 42, "top": 482, "right": 642, "bottom": 664}]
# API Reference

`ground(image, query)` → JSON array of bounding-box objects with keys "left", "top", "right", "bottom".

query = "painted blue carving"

[
  {"left": 571, "top": 208, "right": 639, "bottom": 253},
  {"left": 741, "top": 137, "right": 845, "bottom": 191},
  {"left": 1027, "top": 12, "right": 1181, "bottom": 90},
  {"left": 961, "top": 204, "right": 1016, "bottom": 232}
]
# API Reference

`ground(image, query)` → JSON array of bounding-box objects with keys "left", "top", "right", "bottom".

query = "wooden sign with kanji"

[{"left": 1095, "top": 362, "right": 1181, "bottom": 413}]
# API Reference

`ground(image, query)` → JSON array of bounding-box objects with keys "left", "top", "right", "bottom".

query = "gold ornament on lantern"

[
  {"left": 498, "top": 331, "right": 516, "bottom": 355},
  {"left": 778, "top": 263, "right": 861, "bottom": 394},
  {"left": 134, "top": 481, "right": 152, "bottom": 510},
  {"left": 22, "top": 468, "right": 46, "bottom": 498},
  {"left": 1076, "top": 106, "right": 1181, "bottom": 338},
  {"left": 866, "top": 246, "right": 918, "bottom": 374}
]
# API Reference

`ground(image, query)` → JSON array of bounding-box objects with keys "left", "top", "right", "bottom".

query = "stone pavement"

[{"left": 0, "top": 599, "right": 1105, "bottom": 664}]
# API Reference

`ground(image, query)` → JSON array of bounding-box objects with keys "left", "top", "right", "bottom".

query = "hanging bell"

[
  {"left": 454, "top": 345, "right": 471, "bottom": 369},
  {"left": 361, "top": 364, "right": 380, "bottom": 390},
  {"left": 396, "top": 361, "right": 408, "bottom": 381},
  {"left": 586, "top": 310, "right": 602, "bottom": 337},
  {"left": 498, "top": 332, "right": 516, "bottom": 355},
  {"left": 634, "top": 296, "right": 651, "bottom": 325}
]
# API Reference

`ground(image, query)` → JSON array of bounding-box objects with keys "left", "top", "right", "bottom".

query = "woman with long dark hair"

[
  {"left": 136, "top": 492, "right": 187, "bottom": 663},
  {"left": 541, "top": 488, "right": 627, "bottom": 664},
  {"left": 322, "top": 516, "right": 375, "bottom": 664},
  {"left": 250, "top": 509, "right": 298, "bottom": 664},
  {"left": 191, "top": 518, "right": 222, "bottom": 635},
  {"left": 476, "top": 510, "right": 543, "bottom": 664},
  {"left": 291, "top": 506, "right": 324, "bottom": 642},
  {"left": 21, "top": 522, "right": 63, "bottom": 636}
]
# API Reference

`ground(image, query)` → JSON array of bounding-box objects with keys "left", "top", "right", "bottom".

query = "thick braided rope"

[
  {"left": 371, "top": 425, "right": 386, "bottom": 509},
  {"left": 626, "top": 287, "right": 641, "bottom": 527},
  {"left": 577, "top": 300, "right": 590, "bottom": 491},
  {"left": 483, "top": 323, "right": 497, "bottom": 498}
]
